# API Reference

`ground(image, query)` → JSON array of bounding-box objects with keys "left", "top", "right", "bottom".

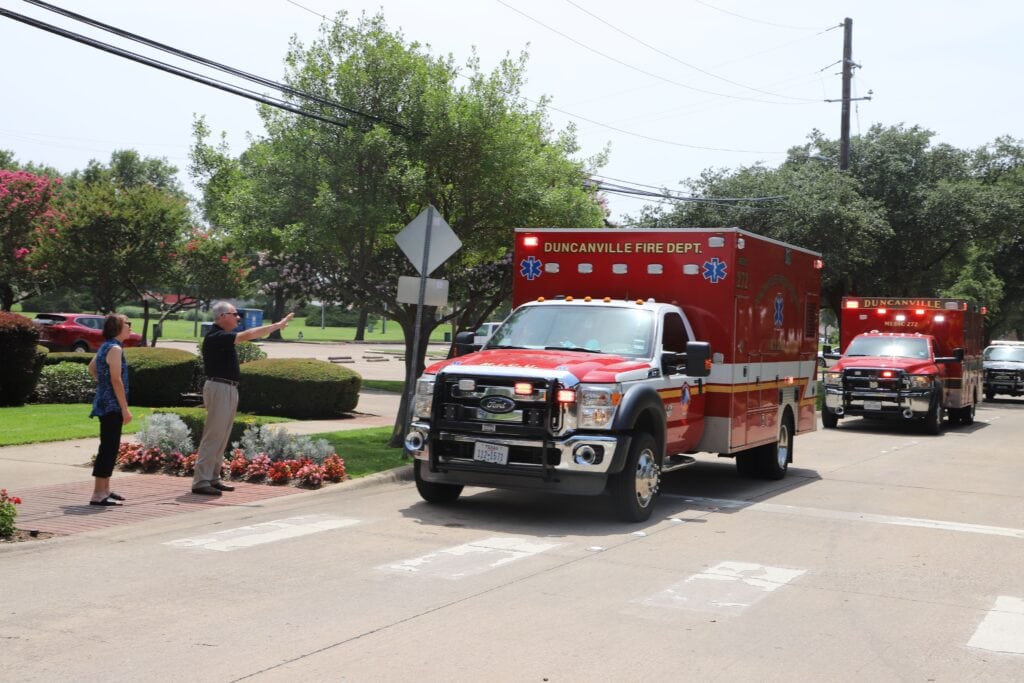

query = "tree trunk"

[
  {"left": 142, "top": 298, "right": 152, "bottom": 346},
  {"left": 0, "top": 283, "right": 13, "bottom": 311},
  {"left": 388, "top": 305, "right": 437, "bottom": 448},
  {"left": 354, "top": 308, "right": 369, "bottom": 341},
  {"left": 268, "top": 288, "right": 286, "bottom": 340}
]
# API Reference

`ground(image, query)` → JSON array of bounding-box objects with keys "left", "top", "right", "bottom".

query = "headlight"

[
  {"left": 577, "top": 384, "right": 621, "bottom": 429},
  {"left": 413, "top": 376, "right": 435, "bottom": 419},
  {"left": 821, "top": 371, "right": 842, "bottom": 386},
  {"left": 906, "top": 374, "right": 933, "bottom": 389}
]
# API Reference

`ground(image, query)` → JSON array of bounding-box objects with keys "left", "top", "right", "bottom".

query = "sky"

[{"left": 2, "top": 0, "right": 1022, "bottom": 224}]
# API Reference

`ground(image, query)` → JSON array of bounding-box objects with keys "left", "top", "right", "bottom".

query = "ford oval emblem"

[{"left": 480, "top": 396, "right": 516, "bottom": 414}]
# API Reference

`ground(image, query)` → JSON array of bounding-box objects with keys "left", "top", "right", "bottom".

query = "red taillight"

[
  {"left": 557, "top": 389, "right": 576, "bottom": 403},
  {"left": 522, "top": 235, "right": 538, "bottom": 247}
]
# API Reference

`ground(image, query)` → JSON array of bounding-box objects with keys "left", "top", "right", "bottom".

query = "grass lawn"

[
  {"left": 311, "top": 426, "right": 407, "bottom": 479},
  {"left": 15, "top": 310, "right": 455, "bottom": 344},
  {"left": 0, "top": 404, "right": 164, "bottom": 446}
]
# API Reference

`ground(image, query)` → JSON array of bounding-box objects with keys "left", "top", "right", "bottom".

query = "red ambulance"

[
  {"left": 821, "top": 297, "right": 984, "bottom": 433},
  {"left": 405, "top": 228, "right": 823, "bottom": 521}
]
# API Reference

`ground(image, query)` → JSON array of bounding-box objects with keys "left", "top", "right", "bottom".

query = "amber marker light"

[
  {"left": 514, "top": 382, "right": 533, "bottom": 396},
  {"left": 522, "top": 235, "right": 539, "bottom": 247}
]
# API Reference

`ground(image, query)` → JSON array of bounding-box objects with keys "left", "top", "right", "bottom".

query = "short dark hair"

[{"left": 103, "top": 314, "right": 129, "bottom": 340}]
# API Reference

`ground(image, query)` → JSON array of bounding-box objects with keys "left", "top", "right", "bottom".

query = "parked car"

[
  {"left": 472, "top": 321, "right": 503, "bottom": 346},
  {"left": 32, "top": 313, "right": 143, "bottom": 352}
]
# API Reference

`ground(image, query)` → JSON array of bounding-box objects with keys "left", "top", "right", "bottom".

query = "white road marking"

[
  {"left": 639, "top": 561, "right": 806, "bottom": 615},
  {"left": 968, "top": 596, "right": 1024, "bottom": 654},
  {"left": 673, "top": 496, "right": 1024, "bottom": 539},
  {"left": 164, "top": 515, "right": 359, "bottom": 552},
  {"left": 380, "top": 536, "right": 560, "bottom": 579}
]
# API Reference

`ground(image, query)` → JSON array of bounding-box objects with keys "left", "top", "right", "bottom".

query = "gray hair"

[{"left": 210, "top": 301, "right": 233, "bottom": 318}]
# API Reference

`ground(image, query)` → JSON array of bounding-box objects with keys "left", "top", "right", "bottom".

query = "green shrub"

[
  {"left": 42, "top": 351, "right": 93, "bottom": 366},
  {"left": 123, "top": 347, "right": 197, "bottom": 407},
  {"left": 196, "top": 338, "right": 266, "bottom": 364},
  {"left": 30, "top": 362, "right": 95, "bottom": 404},
  {"left": 0, "top": 312, "right": 42, "bottom": 407},
  {"left": 238, "top": 359, "right": 361, "bottom": 418},
  {"left": 153, "top": 408, "right": 286, "bottom": 454}
]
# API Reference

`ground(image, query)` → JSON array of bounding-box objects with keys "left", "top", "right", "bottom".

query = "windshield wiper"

[{"left": 544, "top": 345, "right": 602, "bottom": 354}]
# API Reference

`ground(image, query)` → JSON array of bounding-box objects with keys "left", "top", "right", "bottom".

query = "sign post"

[{"left": 395, "top": 205, "right": 461, "bottom": 443}]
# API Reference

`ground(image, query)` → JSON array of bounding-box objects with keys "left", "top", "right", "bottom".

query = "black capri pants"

[{"left": 93, "top": 411, "right": 124, "bottom": 478}]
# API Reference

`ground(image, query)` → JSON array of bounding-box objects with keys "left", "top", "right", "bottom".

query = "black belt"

[{"left": 208, "top": 377, "right": 238, "bottom": 386}]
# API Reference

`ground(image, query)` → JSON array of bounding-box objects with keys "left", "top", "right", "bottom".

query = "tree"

[
  {"left": 192, "top": 11, "right": 606, "bottom": 445},
  {"left": 33, "top": 152, "right": 191, "bottom": 330},
  {"left": 0, "top": 169, "right": 65, "bottom": 310}
]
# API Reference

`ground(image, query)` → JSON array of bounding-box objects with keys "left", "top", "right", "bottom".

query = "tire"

[
  {"left": 610, "top": 433, "right": 660, "bottom": 523},
  {"left": 985, "top": 389, "right": 995, "bottom": 402},
  {"left": 821, "top": 407, "right": 839, "bottom": 429},
  {"left": 924, "top": 398, "right": 944, "bottom": 435},
  {"left": 414, "top": 460, "right": 463, "bottom": 504},
  {"left": 957, "top": 402, "right": 976, "bottom": 426},
  {"left": 71, "top": 341, "right": 90, "bottom": 353},
  {"left": 757, "top": 413, "right": 793, "bottom": 480}
]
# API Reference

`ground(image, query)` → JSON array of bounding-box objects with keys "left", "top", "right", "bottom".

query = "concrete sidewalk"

[{"left": 1, "top": 390, "right": 410, "bottom": 537}]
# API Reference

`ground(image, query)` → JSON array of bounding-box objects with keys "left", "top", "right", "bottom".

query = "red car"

[{"left": 32, "top": 313, "right": 143, "bottom": 352}]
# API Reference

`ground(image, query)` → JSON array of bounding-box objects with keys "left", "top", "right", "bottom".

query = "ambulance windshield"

[
  {"left": 487, "top": 304, "right": 655, "bottom": 358},
  {"left": 845, "top": 336, "right": 930, "bottom": 359}
]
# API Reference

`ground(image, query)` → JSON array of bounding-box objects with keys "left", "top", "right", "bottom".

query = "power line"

[
  {"left": 495, "top": 0, "right": 816, "bottom": 105},
  {"left": 561, "top": 0, "right": 822, "bottom": 102},
  {"left": 22, "top": 0, "right": 407, "bottom": 133},
  {"left": 693, "top": 0, "right": 826, "bottom": 31}
]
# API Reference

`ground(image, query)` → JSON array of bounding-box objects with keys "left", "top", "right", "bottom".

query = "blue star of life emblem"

[
  {"left": 702, "top": 257, "right": 727, "bottom": 284},
  {"left": 773, "top": 293, "right": 784, "bottom": 329},
  {"left": 520, "top": 255, "right": 543, "bottom": 281}
]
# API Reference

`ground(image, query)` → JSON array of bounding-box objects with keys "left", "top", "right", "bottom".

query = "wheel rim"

[
  {"left": 777, "top": 423, "right": 790, "bottom": 469},
  {"left": 634, "top": 448, "right": 659, "bottom": 508}
]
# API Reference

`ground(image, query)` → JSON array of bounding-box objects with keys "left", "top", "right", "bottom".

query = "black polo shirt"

[{"left": 202, "top": 328, "right": 240, "bottom": 381}]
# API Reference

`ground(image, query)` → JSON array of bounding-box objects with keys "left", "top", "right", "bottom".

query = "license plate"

[
  {"left": 473, "top": 441, "right": 509, "bottom": 465},
  {"left": 864, "top": 401, "right": 882, "bottom": 411}
]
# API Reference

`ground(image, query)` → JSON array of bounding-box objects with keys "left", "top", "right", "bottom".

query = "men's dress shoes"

[
  {"left": 213, "top": 482, "right": 235, "bottom": 492},
  {"left": 191, "top": 485, "right": 222, "bottom": 496}
]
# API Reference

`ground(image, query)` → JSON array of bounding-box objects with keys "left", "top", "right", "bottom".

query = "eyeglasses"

[
  {"left": 223, "top": 311, "right": 241, "bottom": 318},
  {"left": 125, "top": 321, "right": 132, "bottom": 327}
]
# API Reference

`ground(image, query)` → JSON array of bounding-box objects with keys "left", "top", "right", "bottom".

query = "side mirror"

[
  {"left": 661, "top": 342, "right": 711, "bottom": 377},
  {"left": 936, "top": 347, "right": 965, "bottom": 364},
  {"left": 448, "top": 330, "right": 481, "bottom": 358}
]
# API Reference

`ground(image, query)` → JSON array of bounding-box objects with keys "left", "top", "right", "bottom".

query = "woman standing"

[{"left": 87, "top": 314, "right": 133, "bottom": 506}]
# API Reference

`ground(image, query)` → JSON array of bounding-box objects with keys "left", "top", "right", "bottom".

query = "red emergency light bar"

[
  {"left": 845, "top": 300, "right": 859, "bottom": 309},
  {"left": 522, "top": 235, "right": 539, "bottom": 247}
]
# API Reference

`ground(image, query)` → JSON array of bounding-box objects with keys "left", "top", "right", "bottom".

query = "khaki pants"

[{"left": 192, "top": 380, "right": 239, "bottom": 489}]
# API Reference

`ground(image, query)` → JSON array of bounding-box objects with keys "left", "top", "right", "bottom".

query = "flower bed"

[{"left": 116, "top": 443, "right": 347, "bottom": 489}]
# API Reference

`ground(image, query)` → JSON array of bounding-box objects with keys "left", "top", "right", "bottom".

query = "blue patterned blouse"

[{"left": 90, "top": 340, "right": 129, "bottom": 418}]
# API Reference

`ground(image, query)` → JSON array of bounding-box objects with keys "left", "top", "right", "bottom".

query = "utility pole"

[
  {"left": 826, "top": 17, "right": 871, "bottom": 170},
  {"left": 839, "top": 17, "right": 853, "bottom": 170}
]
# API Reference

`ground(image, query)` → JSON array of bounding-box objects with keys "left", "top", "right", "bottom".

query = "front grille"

[
  {"left": 432, "top": 374, "right": 560, "bottom": 439},
  {"left": 987, "top": 370, "right": 1020, "bottom": 382},
  {"left": 842, "top": 368, "right": 904, "bottom": 392}
]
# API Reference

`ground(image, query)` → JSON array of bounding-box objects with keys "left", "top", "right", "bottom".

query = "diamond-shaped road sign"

[{"left": 395, "top": 205, "right": 461, "bottom": 276}]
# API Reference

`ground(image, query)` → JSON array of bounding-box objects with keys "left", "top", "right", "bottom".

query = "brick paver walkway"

[{"left": 15, "top": 475, "right": 306, "bottom": 536}]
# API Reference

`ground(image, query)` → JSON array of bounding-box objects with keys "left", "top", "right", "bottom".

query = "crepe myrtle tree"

[{"left": 0, "top": 169, "right": 65, "bottom": 310}]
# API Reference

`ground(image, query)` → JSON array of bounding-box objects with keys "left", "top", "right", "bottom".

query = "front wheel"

[
  {"left": 71, "top": 341, "right": 90, "bottom": 353},
  {"left": 610, "top": 433, "right": 660, "bottom": 523},
  {"left": 924, "top": 398, "right": 944, "bottom": 435},
  {"left": 821, "top": 407, "right": 839, "bottom": 429},
  {"left": 985, "top": 389, "right": 995, "bottom": 402},
  {"left": 414, "top": 460, "right": 463, "bottom": 504}
]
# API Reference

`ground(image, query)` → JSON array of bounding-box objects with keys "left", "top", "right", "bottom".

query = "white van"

[{"left": 473, "top": 322, "right": 502, "bottom": 346}]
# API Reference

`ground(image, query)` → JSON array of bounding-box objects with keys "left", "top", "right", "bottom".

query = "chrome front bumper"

[
  {"left": 824, "top": 387, "right": 932, "bottom": 416},
  {"left": 405, "top": 421, "right": 621, "bottom": 474}
]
